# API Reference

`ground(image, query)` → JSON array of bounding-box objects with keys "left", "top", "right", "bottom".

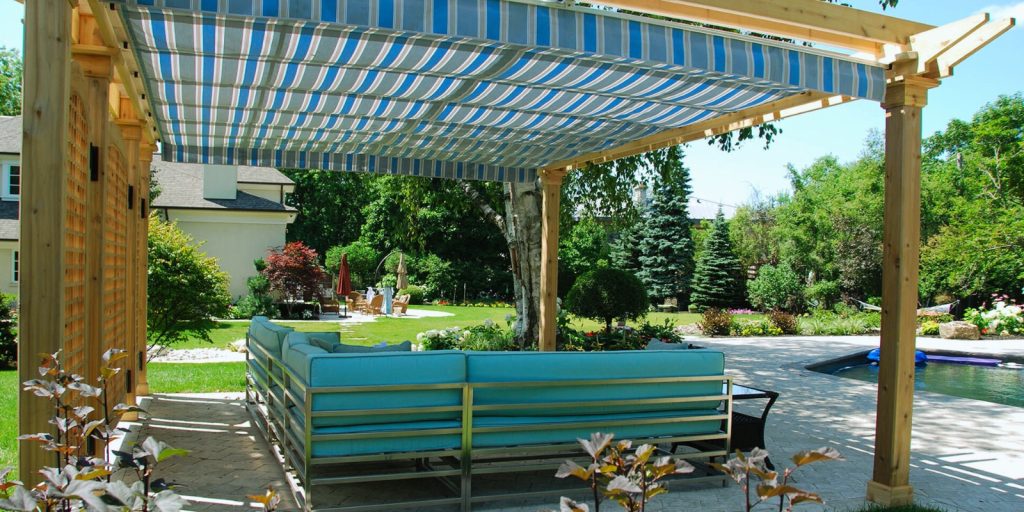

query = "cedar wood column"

[
  {"left": 19, "top": 0, "right": 72, "bottom": 483},
  {"left": 136, "top": 143, "right": 154, "bottom": 396},
  {"left": 867, "top": 70, "right": 937, "bottom": 507},
  {"left": 538, "top": 168, "right": 569, "bottom": 351}
]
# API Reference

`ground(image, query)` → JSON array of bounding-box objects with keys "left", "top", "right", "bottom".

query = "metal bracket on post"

[{"left": 89, "top": 144, "right": 100, "bottom": 181}]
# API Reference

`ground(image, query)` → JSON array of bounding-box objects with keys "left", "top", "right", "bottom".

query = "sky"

[{"left": 0, "top": 0, "right": 1020, "bottom": 219}]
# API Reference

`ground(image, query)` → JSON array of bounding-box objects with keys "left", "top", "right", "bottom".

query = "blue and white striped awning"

[{"left": 113, "top": 0, "right": 887, "bottom": 183}]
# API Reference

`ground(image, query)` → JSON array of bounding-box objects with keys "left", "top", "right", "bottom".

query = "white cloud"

[{"left": 974, "top": 1, "right": 1024, "bottom": 20}]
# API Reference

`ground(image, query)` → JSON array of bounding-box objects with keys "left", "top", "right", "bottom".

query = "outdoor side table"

[
  {"left": 672, "top": 383, "right": 780, "bottom": 469},
  {"left": 730, "top": 384, "right": 780, "bottom": 469}
]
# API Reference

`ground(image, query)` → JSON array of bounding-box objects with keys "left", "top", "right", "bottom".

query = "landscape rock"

[
  {"left": 938, "top": 321, "right": 980, "bottom": 340},
  {"left": 230, "top": 339, "right": 248, "bottom": 353}
]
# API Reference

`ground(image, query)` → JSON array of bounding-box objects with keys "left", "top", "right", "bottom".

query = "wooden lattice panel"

[
  {"left": 64, "top": 94, "right": 88, "bottom": 378},
  {"left": 103, "top": 144, "right": 129, "bottom": 403}
]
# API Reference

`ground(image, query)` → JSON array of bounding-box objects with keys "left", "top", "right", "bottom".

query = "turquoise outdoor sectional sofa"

[{"left": 245, "top": 316, "right": 733, "bottom": 511}]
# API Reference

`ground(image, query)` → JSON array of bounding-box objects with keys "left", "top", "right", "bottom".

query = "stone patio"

[{"left": 126, "top": 336, "right": 1024, "bottom": 511}]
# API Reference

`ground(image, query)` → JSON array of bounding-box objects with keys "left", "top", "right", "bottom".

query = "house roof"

[
  {"left": 0, "top": 200, "right": 18, "bottom": 241},
  {"left": 0, "top": 116, "right": 21, "bottom": 155},
  {"left": 151, "top": 155, "right": 297, "bottom": 213}
]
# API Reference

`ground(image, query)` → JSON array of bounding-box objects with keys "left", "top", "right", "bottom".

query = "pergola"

[{"left": 19, "top": 0, "right": 1012, "bottom": 506}]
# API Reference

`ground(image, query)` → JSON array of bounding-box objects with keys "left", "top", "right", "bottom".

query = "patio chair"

[
  {"left": 392, "top": 294, "right": 410, "bottom": 315},
  {"left": 363, "top": 294, "right": 384, "bottom": 315},
  {"left": 347, "top": 292, "right": 366, "bottom": 313}
]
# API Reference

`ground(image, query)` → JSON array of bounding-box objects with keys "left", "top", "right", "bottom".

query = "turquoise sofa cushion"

[
  {"left": 333, "top": 341, "right": 412, "bottom": 353},
  {"left": 308, "top": 337, "right": 338, "bottom": 352},
  {"left": 471, "top": 409, "right": 721, "bottom": 448},
  {"left": 288, "top": 409, "right": 461, "bottom": 457},
  {"left": 285, "top": 351, "right": 466, "bottom": 428},
  {"left": 466, "top": 351, "right": 725, "bottom": 417},
  {"left": 248, "top": 317, "right": 294, "bottom": 361},
  {"left": 307, "top": 331, "right": 340, "bottom": 346}
]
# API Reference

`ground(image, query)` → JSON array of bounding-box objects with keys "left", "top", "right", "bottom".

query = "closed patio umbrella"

[
  {"left": 336, "top": 254, "right": 352, "bottom": 296},
  {"left": 396, "top": 253, "right": 409, "bottom": 290}
]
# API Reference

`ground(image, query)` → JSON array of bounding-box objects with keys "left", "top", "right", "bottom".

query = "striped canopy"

[{"left": 113, "top": 0, "right": 887, "bottom": 183}]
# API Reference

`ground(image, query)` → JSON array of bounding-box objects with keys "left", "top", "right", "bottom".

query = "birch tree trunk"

[{"left": 462, "top": 179, "right": 543, "bottom": 345}]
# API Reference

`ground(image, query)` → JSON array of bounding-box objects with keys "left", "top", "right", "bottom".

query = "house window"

[
  {"left": 11, "top": 250, "right": 18, "bottom": 283},
  {"left": 2, "top": 162, "right": 19, "bottom": 200}
]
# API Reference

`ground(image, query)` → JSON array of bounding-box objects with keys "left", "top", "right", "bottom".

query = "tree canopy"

[{"left": 0, "top": 47, "right": 21, "bottom": 116}]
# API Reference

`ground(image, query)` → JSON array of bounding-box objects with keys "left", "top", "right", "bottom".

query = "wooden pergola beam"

[
  {"left": 542, "top": 92, "right": 850, "bottom": 171},
  {"left": 594, "top": 0, "right": 933, "bottom": 55}
]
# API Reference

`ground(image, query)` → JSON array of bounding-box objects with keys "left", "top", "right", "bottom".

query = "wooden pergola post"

[
  {"left": 538, "top": 167, "right": 569, "bottom": 352},
  {"left": 19, "top": 0, "right": 72, "bottom": 483},
  {"left": 115, "top": 94, "right": 142, "bottom": 418},
  {"left": 136, "top": 142, "right": 154, "bottom": 396},
  {"left": 867, "top": 65, "right": 937, "bottom": 507}
]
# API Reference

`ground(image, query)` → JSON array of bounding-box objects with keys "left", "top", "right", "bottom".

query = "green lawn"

[
  {"left": 148, "top": 362, "right": 246, "bottom": 393},
  {"left": 1, "top": 369, "right": 15, "bottom": 479}
]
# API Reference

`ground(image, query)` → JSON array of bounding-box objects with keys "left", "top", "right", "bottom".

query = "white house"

[
  {"left": 0, "top": 115, "right": 298, "bottom": 300},
  {"left": 151, "top": 156, "right": 298, "bottom": 299}
]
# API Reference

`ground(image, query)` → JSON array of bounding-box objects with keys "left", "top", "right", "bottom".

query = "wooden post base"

[{"left": 866, "top": 480, "right": 914, "bottom": 506}]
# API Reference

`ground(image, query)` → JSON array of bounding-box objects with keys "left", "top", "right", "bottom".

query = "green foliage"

[
  {"left": 0, "top": 295, "right": 15, "bottom": 369},
  {"left": 699, "top": 309, "right": 734, "bottom": 336},
  {"left": 326, "top": 240, "right": 379, "bottom": 291},
  {"left": 147, "top": 216, "right": 231, "bottom": 348},
  {"left": 767, "top": 310, "right": 799, "bottom": 335},
  {"left": 560, "top": 218, "right": 611, "bottom": 293},
  {"left": 564, "top": 268, "right": 648, "bottom": 334},
  {"left": 399, "top": 285, "right": 425, "bottom": 305},
  {"left": 747, "top": 264, "right": 804, "bottom": 312},
  {"left": 690, "top": 211, "right": 746, "bottom": 311},
  {"left": 637, "top": 147, "right": 695, "bottom": 305},
  {"left": 282, "top": 169, "right": 370, "bottom": 256},
  {"left": 918, "top": 320, "right": 941, "bottom": 336},
  {"left": 804, "top": 280, "right": 841, "bottom": 310},
  {"left": 556, "top": 433, "right": 694, "bottom": 512},
  {"left": 230, "top": 263, "right": 278, "bottom": 319},
  {"left": 0, "top": 47, "right": 21, "bottom": 116},
  {"left": 733, "top": 319, "right": 783, "bottom": 337},
  {"left": 413, "top": 253, "right": 455, "bottom": 301},
  {"left": 798, "top": 309, "right": 881, "bottom": 336},
  {"left": 610, "top": 221, "right": 643, "bottom": 275},
  {"left": 713, "top": 447, "right": 843, "bottom": 512},
  {"left": 729, "top": 194, "right": 779, "bottom": 270}
]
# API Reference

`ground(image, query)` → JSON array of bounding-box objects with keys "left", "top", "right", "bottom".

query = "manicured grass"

[
  {"left": 169, "top": 321, "right": 364, "bottom": 350},
  {"left": 0, "top": 369, "right": 16, "bottom": 478},
  {"left": 339, "top": 305, "right": 513, "bottom": 343},
  {"left": 147, "top": 362, "right": 247, "bottom": 393}
]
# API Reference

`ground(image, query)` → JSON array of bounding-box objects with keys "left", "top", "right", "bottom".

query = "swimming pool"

[{"left": 808, "top": 352, "right": 1024, "bottom": 408}]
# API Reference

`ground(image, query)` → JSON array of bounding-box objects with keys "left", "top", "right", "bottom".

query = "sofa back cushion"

[
  {"left": 285, "top": 350, "right": 467, "bottom": 428},
  {"left": 248, "top": 316, "right": 294, "bottom": 360},
  {"left": 466, "top": 350, "right": 725, "bottom": 417},
  {"left": 333, "top": 341, "right": 412, "bottom": 353}
]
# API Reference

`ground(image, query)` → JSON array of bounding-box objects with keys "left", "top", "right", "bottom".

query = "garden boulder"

[{"left": 938, "top": 321, "right": 980, "bottom": 340}]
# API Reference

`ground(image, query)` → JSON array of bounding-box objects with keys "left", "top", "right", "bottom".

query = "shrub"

[
  {"left": 798, "top": 309, "right": 881, "bottom": 335},
  {"left": 399, "top": 285, "right": 425, "bottom": 305},
  {"left": 264, "top": 241, "right": 326, "bottom": 317},
  {"left": 918, "top": 320, "right": 941, "bottom": 336},
  {"left": 767, "top": 309, "right": 799, "bottom": 335},
  {"left": 805, "top": 280, "right": 841, "bottom": 309},
  {"left": 699, "top": 308, "right": 734, "bottom": 336},
  {"left": 733, "top": 319, "right": 783, "bottom": 336},
  {"left": 414, "top": 253, "right": 455, "bottom": 301},
  {"left": 747, "top": 264, "right": 804, "bottom": 312},
  {"left": 148, "top": 216, "right": 231, "bottom": 348},
  {"left": 564, "top": 268, "right": 648, "bottom": 334},
  {"left": 416, "top": 320, "right": 517, "bottom": 352},
  {"left": 0, "top": 294, "right": 15, "bottom": 368},
  {"left": 230, "top": 269, "right": 278, "bottom": 319},
  {"left": 964, "top": 300, "right": 1024, "bottom": 335}
]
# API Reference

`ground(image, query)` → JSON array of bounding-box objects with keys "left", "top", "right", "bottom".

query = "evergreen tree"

[
  {"left": 610, "top": 221, "right": 643, "bottom": 275},
  {"left": 636, "top": 146, "right": 695, "bottom": 305},
  {"left": 690, "top": 210, "right": 746, "bottom": 310}
]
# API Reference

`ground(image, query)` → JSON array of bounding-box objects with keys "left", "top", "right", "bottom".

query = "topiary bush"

[
  {"left": 747, "top": 264, "right": 804, "bottom": 312},
  {"left": 564, "top": 268, "right": 648, "bottom": 334},
  {"left": 399, "top": 285, "right": 426, "bottom": 305},
  {"left": 699, "top": 308, "right": 734, "bottom": 336}
]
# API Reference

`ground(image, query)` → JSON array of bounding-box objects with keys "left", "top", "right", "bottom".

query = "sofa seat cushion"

[
  {"left": 288, "top": 409, "right": 461, "bottom": 457},
  {"left": 467, "top": 351, "right": 725, "bottom": 417},
  {"left": 471, "top": 409, "right": 721, "bottom": 448}
]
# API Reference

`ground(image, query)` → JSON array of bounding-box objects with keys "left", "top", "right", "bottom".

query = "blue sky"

[{"left": 0, "top": 1, "right": 1019, "bottom": 218}]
